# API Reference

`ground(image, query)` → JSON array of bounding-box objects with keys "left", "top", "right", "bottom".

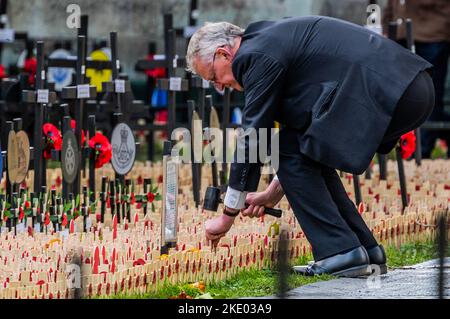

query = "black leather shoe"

[
  {"left": 292, "top": 246, "right": 371, "bottom": 277},
  {"left": 366, "top": 245, "right": 387, "bottom": 275}
]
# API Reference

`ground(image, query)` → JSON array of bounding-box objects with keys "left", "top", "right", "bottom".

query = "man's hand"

[
  {"left": 205, "top": 212, "right": 236, "bottom": 249},
  {"left": 241, "top": 179, "right": 284, "bottom": 218}
]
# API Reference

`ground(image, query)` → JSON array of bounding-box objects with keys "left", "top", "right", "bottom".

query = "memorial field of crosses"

[{"left": 0, "top": 0, "right": 448, "bottom": 300}]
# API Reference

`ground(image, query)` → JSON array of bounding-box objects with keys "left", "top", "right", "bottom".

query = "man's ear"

[{"left": 216, "top": 47, "right": 233, "bottom": 61}]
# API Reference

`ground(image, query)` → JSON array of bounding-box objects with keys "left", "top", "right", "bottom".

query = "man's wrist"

[
  {"left": 223, "top": 206, "right": 240, "bottom": 217},
  {"left": 220, "top": 213, "right": 236, "bottom": 228},
  {"left": 268, "top": 178, "right": 283, "bottom": 194}
]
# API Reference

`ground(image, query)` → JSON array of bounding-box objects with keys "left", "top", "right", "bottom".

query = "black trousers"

[{"left": 277, "top": 70, "right": 435, "bottom": 261}]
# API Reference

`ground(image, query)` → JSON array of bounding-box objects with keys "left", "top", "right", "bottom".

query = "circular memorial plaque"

[
  {"left": 48, "top": 49, "right": 74, "bottom": 91},
  {"left": 15, "top": 130, "right": 30, "bottom": 184},
  {"left": 111, "top": 123, "right": 136, "bottom": 175},
  {"left": 62, "top": 131, "right": 79, "bottom": 184},
  {"left": 7, "top": 131, "right": 18, "bottom": 183}
]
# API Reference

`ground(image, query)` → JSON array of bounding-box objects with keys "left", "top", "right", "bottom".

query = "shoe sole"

[
  {"left": 368, "top": 264, "right": 388, "bottom": 275},
  {"left": 331, "top": 264, "right": 372, "bottom": 277}
]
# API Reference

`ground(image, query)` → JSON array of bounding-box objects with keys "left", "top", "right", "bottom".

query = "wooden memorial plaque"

[
  {"left": 161, "top": 146, "right": 179, "bottom": 247},
  {"left": 61, "top": 131, "right": 79, "bottom": 184},
  {"left": 14, "top": 131, "right": 30, "bottom": 184},
  {"left": 7, "top": 131, "right": 19, "bottom": 183},
  {"left": 111, "top": 123, "right": 136, "bottom": 176},
  {"left": 209, "top": 106, "right": 220, "bottom": 129}
]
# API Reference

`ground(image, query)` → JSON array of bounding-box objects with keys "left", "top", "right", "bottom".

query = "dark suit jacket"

[{"left": 228, "top": 16, "right": 432, "bottom": 192}]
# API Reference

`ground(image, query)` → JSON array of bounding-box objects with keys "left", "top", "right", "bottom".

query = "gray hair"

[{"left": 186, "top": 22, "right": 244, "bottom": 74}]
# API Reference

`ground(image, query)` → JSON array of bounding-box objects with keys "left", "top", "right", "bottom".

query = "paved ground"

[{"left": 260, "top": 258, "right": 450, "bottom": 299}]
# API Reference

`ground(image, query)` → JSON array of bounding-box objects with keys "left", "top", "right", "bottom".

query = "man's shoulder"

[
  {"left": 238, "top": 16, "right": 325, "bottom": 56},
  {"left": 231, "top": 49, "right": 286, "bottom": 86},
  {"left": 244, "top": 16, "right": 323, "bottom": 34}
]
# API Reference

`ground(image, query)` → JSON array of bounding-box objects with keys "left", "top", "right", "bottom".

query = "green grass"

[
  {"left": 385, "top": 240, "right": 447, "bottom": 268},
  {"left": 102, "top": 266, "right": 333, "bottom": 299},
  {"left": 96, "top": 240, "right": 447, "bottom": 299},
  {"left": 96, "top": 252, "right": 332, "bottom": 299},
  {"left": 202, "top": 268, "right": 333, "bottom": 299}
]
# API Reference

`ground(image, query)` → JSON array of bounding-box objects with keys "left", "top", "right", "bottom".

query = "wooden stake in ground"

[
  {"left": 21, "top": 41, "right": 57, "bottom": 195},
  {"left": 405, "top": 19, "right": 422, "bottom": 167},
  {"left": 206, "top": 95, "right": 221, "bottom": 188},
  {"left": 395, "top": 146, "right": 408, "bottom": 212},
  {"left": 59, "top": 36, "right": 97, "bottom": 198},
  {"left": 188, "top": 100, "right": 202, "bottom": 207}
]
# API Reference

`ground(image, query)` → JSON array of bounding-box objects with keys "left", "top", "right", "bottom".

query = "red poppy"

[
  {"left": 358, "top": 202, "right": 365, "bottom": 214},
  {"left": 55, "top": 176, "right": 62, "bottom": 187},
  {"left": 145, "top": 54, "right": 167, "bottom": 79},
  {"left": 154, "top": 110, "right": 168, "bottom": 139},
  {"left": 147, "top": 192, "right": 155, "bottom": 203},
  {"left": 44, "top": 213, "right": 50, "bottom": 226},
  {"left": 88, "top": 132, "right": 112, "bottom": 168},
  {"left": 112, "top": 214, "right": 117, "bottom": 240},
  {"left": 19, "top": 207, "right": 25, "bottom": 221},
  {"left": 70, "top": 120, "right": 86, "bottom": 146},
  {"left": 399, "top": 131, "right": 416, "bottom": 159},
  {"left": 61, "top": 214, "right": 68, "bottom": 227},
  {"left": 0, "top": 64, "right": 6, "bottom": 79},
  {"left": 43, "top": 123, "right": 62, "bottom": 159},
  {"left": 24, "top": 57, "right": 37, "bottom": 86}
]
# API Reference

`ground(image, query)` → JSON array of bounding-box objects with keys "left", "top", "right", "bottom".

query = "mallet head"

[{"left": 203, "top": 186, "right": 222, "bottom": 211}]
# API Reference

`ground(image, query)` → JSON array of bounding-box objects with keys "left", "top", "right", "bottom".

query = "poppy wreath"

[
  {"left": 88, "top": 132, "right": 112, "bottom": 168},
  {"left": 399, "top": 131, "right": 416, "bottom": 159},
  {"left": 42, "top": 123, "right": 62, "bottom": 159}
]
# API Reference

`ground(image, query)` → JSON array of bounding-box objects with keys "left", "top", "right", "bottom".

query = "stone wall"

[{"left": 5, "top": 0, "right": 377, "bottom": 77}]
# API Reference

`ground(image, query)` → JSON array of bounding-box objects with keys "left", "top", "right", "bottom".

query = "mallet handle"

[{"left": 244, "top": 204, "right": 282, "bottom": 218}]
